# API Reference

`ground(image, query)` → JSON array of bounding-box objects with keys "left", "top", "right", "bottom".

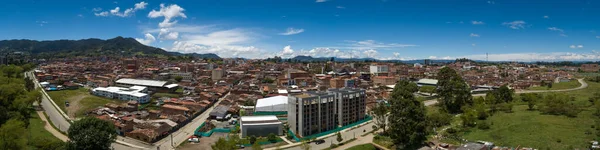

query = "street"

[
  {"left": 281, "top": 121, "right": 375, "bottom": 150},
  {"left": 153, "top": 92, "right": 229, "bottom": 150},
  {"left": 28, "top": 71, "right": 230, "bottom": 150}
]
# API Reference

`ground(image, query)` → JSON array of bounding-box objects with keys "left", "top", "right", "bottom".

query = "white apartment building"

[{"left": 92, "top": 86, "right": 150, "bottom": 104}]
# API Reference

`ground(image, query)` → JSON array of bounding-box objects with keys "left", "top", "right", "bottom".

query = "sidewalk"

[
  {"left": 36, "top": 111, "right": 68, "bottom": 142},
  {"left": 280, "top": 136, "right": 293, "bottom": 144}
]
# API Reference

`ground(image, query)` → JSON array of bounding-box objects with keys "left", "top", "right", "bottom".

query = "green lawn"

[
  {"left": 462, "top": 105, "right": 594, "bottom": 149},
  {"left": 461, "top": 81, "right": 600, "bottom": 149},
  {"left": 76, "top": 96, "right": 120, "bottom": 116},
  {"left": 47, "top": 88, "right": 90, "bottom": 113},
  {"left": 346, "top": 143, "right": 377, "bottom": 150},
  {"left": 27, "top": 112, "right": 65, "bottom": 149},
  {"left": 527, "top": 79, "right": 580, "bottom": 90},
  {"left": 47, "top": 88, "right": 121, "bottom": 117}
]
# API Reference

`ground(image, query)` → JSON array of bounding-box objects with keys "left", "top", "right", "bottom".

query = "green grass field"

[
  {"left": 527, "top": 79, "right": 580, "bottom": 90},
  {"left": 462, "top": 105, "right": 594, "bottom": 149},
  {"left": 346, "top": 143, "right": 377, "bottom": 150},
  {"left": 47, "top": 88, "right": 89, "bottom": 113},
  {"left": 47, "top": 88, "right": 120, "bottom": 117},
  {"left": 461, "top": 81, "right": 600, "bottom": 149},
  {"left": 27, "top": 112, "right": 64, "bottom": 149},
  {"left": 76, "top": 95, "right": 119, "bottom": 116}
]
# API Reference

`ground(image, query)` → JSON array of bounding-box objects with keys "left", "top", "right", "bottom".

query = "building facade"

[
  {"left": 240, "top": 116, "right": 283, "bottom": 138},
  {"left": 92, "top": 86, "right": 150, "bottom": 103},
  {"left": 212, "top": 68, "right": 224, "bottom": 81},
  {"left": 581, "top": 64, "right": 600, "bottom": 72},
  {"left": 369, "top": 65, "right": 389, "bottom": 76},
  {"left": 288, "top": 88, "right": 366, "bottom": 137}
]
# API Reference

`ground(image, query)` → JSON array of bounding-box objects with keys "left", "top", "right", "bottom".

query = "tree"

[
  {"left": 495, "top": 85, "right": 514, "bottom": 103},
  {"left": 252, "top": 142, "right": 263, "bottom": 150},
  {"left": 521, "top": 93, "right": 540, "bottom": 110},
  {"left": 66, "top": 117, "right": 117, "bottom": 150},
  {"left": 547, "top": 82, "right": 553, "bottom": 89},
  {"left": 174, "top": 76, "right": 183, "bottom": 82},
  {"left": 388, "top": 80, "right": 427, "bottom": 149},
  {"left": 211, "top": 137, "right": 237, "bottom": 150},
  {"left": 460, "top": 106, "right": 478, "bottom": 127},
  {"left": 436, "top": 67, "right": 473, "bottom": 113},
  {"left": 336, "top": 132, "right": 343, "bottom": 143},
  {"left": 473, "top": 97, "right": 488, "bottom": 120},
  {"left": 486, "top": 91, "right": 501, "bottom": 113},
  {"left": 24, "top": 76, "right": 34, "bottom": 91},
  {"left": 249, "top": 135, "right": 257, "bottom": 144},
  {"left": 371, "top": 102, "right": 389, "bottom": 133},
  {"left": 268, "top": 133, "right": 278, "bottom": 143},
  {"left": 426, "top": 109, "right": 452, "bottom": 130},
  {"left": 0, "top": 119, "right": 27, "bottom": 150}
]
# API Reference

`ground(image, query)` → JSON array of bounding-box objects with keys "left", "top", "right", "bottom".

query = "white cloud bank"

[{"left": 95, "top": 1, "right": 147, "bottom": 17}]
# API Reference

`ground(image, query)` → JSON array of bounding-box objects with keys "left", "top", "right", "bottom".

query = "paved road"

[
  {"left": 36, "top": 111, "right": 69, "bottom": 142},
  {"left": 27, "top": 72, "right": 72, "bottom": 133},
  {"left": 424, "top": 78, "right": 588, "bottom": 106},
  {"left": 280, "top": 121, "right": 375, "bottom": 150},
  {"left": 29, "top": 71, "right": 230, "bottom": 150},
  {"left": 153, "top": 92, "right": 229, "bottom": 150}
]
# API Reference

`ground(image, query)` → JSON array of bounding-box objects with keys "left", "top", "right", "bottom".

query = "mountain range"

[{"left": 0, "top": 37, "right": 221, "bottom": 59}]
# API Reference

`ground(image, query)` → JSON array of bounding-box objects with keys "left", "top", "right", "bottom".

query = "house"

[
  {"left": 161, "top": 104, "right": 190, "bottom": 116},
  {"left": 126, "top": 129, "right": 158, "bottom": 142},
  {"left": 581, "top": 64, "right": 600, "bottom": 72}
]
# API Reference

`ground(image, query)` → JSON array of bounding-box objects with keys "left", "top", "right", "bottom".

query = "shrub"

[
  {"left": 540, "top": 94, "right": 581, "bottom": 117},
  {"left": 477, "top": 121, "right": 490, "bottom": 130},
  {"left": 267, "top": 133, "right": 277, "bottom": 143},
  {"left": 499, "top": 103, "right": 513, "bottom": 113}
]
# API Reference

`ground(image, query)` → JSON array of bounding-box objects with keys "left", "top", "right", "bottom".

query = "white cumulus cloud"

[
  {"left": 148, "top": 4, "right": 187, "bottom": 28},
  {"left": 279, "top": 28, "right": 305, "bottom": 35},
  {"left": 463, "top": 51, "right": 600, "bottom": 62},
  {"left": 502, "top": 20, "right": 527, "bottom": 29},
  {"left": 95, "top": 1, "right": 148, "bottom": 17},
  {"left": 470, "top": 33, "right": 480, "bottom": 37},
  {"left": 471, "top": 21, "right": 485, "bottom": 25},
  {"left": 548, "top": 27, "right": 564, "bottom": 32},
  {"left": 135, "top": 33, "right": 156, "bottom": 45},
  {"left": 570, "top": 45, "right": 584, "bottom": 49}
]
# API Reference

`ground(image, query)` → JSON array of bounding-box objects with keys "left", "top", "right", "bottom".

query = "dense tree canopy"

[
  {"left": 0, "top": 119, "right": 27, "bottom": 150},
  {"left": 371, "top": 102, "right": 389, "bottom": 133},
  {"left": 388, "top": 80, "right": 427, "bottom": 149},
  {"left": 0, "top": 64, "right": 46, "bottom": 149},
  {"left": 66, "top": 117, "right": 117, "bottom": 150},
  {"left": 436, "top": 67, "right": 473, "bottom": 113}
]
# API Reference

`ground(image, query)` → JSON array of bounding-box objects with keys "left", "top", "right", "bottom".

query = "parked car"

[{"left": 314, "top": 139, "right": 325, "bottom": 145}]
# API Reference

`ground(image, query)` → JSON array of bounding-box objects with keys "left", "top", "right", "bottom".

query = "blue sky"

[{"left": 1, "top": 0, "right": 600, "bottom": 61}]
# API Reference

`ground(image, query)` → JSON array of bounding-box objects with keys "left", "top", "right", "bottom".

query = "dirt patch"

[
  {"left": 178, "top": 132, "right": 228, "bottom": 150},
  {"left": 66, "top": 94, "right": 87, "bottom": 118}
]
